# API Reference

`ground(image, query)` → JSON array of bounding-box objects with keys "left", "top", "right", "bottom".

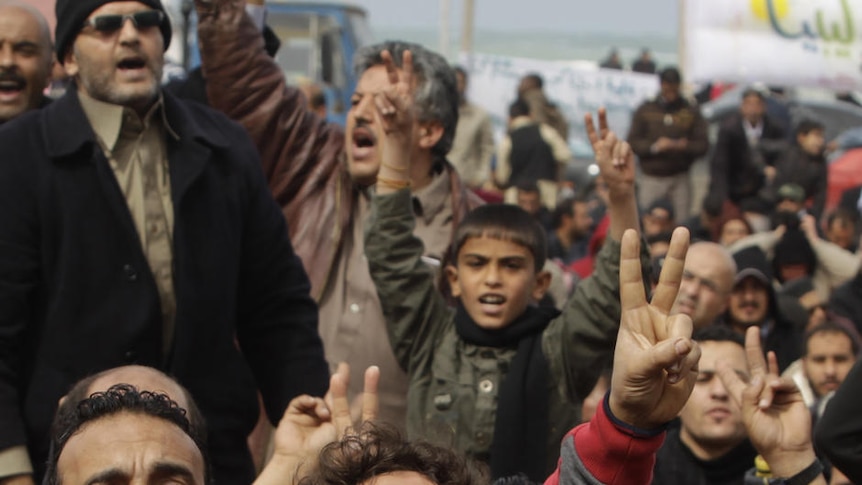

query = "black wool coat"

[{"left": 0, "top": 89, "right": 329, "bottom": 483}]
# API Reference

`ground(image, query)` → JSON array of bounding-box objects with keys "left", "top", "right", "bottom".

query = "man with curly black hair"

[{"left": 44, "top": 384, "right": 210, "bottom": 485}]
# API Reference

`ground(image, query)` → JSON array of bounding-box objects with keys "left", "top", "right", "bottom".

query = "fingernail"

[
  {"left": 668, "top": 373, "right": 680, "bottom": 384},
  {"left": 759, "top": 399, "right": 769, "bottom": 409},
  {"left": 675, "top": 338, "right": 690, "bottom": 355}
]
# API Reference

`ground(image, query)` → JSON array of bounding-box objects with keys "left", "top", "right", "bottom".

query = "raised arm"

[
  {"left": 719, "top": 327, "right": 827, "bottom": 485},
  {"left": 543, "top": 109, "right": 645, "bottom": 402},
  {"left": 363, "top": 50, "right": 452, "bottom": 370},
  {"left": 194, "top": 0, "right": 344, "bottom": 208},
  {"left": 546, "top": 228, "right": 700, "bottom": 485}
]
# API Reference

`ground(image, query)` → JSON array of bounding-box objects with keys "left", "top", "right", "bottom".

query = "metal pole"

[
  {"left": 460, "top": 0, "right": 475, "bottom": 67},
  {"left": 439, "top": 0, "right": 451, "bottom": 59}
]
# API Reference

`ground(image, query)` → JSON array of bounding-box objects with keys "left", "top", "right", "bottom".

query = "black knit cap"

[{"left": 55, "top": 0, "right": 172, "bottom": 63}]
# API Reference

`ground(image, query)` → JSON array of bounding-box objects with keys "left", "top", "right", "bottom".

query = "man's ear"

[
  {"left": 63, "top": 48, "right": 78, "bottom": 77},
  {"left": 446, "top": 264, "right": 461, "bottom": 298},
  {"left": 531, "top": 269, "right": 552, "bottom": 301},
  {"left": 417, "top": 121, "right": 444, "bottom": 151}
]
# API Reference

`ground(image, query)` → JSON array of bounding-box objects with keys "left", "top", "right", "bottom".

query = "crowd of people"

[{"left": 2, "top": 0, "right": 862, "bottom": 484}]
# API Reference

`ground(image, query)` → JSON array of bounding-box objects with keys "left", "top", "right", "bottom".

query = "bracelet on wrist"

[
  {"left": 376, "top": 175, "right": 411, "bottom": 190},
  {"left": 768, "top": 458, "right": 823, "bottom": 485}
]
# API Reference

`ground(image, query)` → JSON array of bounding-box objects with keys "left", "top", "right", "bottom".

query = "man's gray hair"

[{"left": 354, "top": 40, "right": 459, "bottom": 158}]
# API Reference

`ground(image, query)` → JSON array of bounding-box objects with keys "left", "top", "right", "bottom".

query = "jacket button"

[
  {"left": 475, "top": 431, "right": 488, "bottom": 446},
  {"left": 479, "top": 379, "right": 494, "bottom": 393},
  {"left": 123, "top": 264, "right": 138, "bottom": 282},
  {"left": 124, "top": 350, "right": 137, "bottom": 362}
]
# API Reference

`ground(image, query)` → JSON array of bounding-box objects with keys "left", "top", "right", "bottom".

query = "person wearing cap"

[
  {"left": 725, "top": 246, "right": 803, "bottom": 371},
  {"left": 708, "top": 87, "right": 787, "bottom": 218},
  {"left": 0, "top": 1, "right": 54, "bottom": 126},
  {"left": 772, "top": 119, "right": 828, "bottom": 219},
  {"left": 628, "top": 66, "right": 709, "bottom": 222},
  {"left": 0, "top": 0, "right": 331, "bottom": 483}
]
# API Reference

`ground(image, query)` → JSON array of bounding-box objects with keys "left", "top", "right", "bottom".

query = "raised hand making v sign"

[{"left": 374, "top": 49, "right": 417, "bottom": 195}]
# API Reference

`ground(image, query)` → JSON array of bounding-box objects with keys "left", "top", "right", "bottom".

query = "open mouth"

[
  {"left": 352, "top": 127, "right": 376, "bottom": 148},
  {"left": 479, "top": 294, "right": 506, "bottom": 305},
  {"left": 117, "top": 57, "right": 148, "bottom": 72},
  {"left": 0, "top": 77, "right": 25, "bottom": 99}
]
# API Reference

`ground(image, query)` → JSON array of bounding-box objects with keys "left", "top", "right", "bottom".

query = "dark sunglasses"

[{"left": 83, "top": 10, "right": 165, "bottom": 32}]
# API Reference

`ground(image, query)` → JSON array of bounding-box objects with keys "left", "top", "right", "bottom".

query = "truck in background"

[{"left": 164, "top": 0, "right": 374, "bottom": 126}]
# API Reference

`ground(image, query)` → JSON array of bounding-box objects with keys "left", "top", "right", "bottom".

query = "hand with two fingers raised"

[
  {"left": 610, "top": 226, "right": 701, "bottom": 431},
  {"left": 717, "top": 327, "right": 825, "bottom": 482}
]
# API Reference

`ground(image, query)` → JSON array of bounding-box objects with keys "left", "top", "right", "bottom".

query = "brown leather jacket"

[{"left": 195, "top": 0, "right": 480, "bottom": 299}]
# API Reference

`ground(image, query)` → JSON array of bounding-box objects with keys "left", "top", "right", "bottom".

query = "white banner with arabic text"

[
  {"left": 683, "top": 0, "right": 862, "bottom": 90},
  {"left": 460, "top": 52, "right": 660, "bottom": 157}
]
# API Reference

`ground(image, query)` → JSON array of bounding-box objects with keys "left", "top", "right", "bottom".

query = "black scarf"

[{"left": 454, "top": 303, "right": 561, "bottom": 481}]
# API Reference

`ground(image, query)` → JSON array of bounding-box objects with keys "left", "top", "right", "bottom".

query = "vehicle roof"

[{"left": 266, "top": 0, "right": 367, "bottom": 16}]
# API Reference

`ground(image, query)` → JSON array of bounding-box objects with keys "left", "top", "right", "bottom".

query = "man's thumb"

[{"left": 648, "top": 338, "right": 692, "bottom": 376}]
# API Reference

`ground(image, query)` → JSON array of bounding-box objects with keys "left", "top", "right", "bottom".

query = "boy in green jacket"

[{"left": 363, "top": 49, "right": 645, "bottom": 480}]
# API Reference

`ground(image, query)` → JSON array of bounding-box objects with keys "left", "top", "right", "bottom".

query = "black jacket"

[
  {"left": 829, "top": 271, "right": 862, "bottom": 336},
  {"left": 709, "top": 113, "right": 786, "bottom": 204},
  {"left": 0, "top": 89, "right": 329, "bottom": 483},
  {"left": 814, "top": 358, "right": 862, "bottom": 484},
  {"left": 773, "top": 146, "right": 828, "bottom": 219},
  {"left": 653, "top": 427, "right": 757, "bottom": 485}
]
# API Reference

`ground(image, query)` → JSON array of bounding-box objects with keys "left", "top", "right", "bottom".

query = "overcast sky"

[{"left": 350, "top": 0, "right": 679, "bottom": 34}]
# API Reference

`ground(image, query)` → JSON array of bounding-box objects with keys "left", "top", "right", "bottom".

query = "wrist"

[{"left": 763, "top": 448, "right": 818, "bottom": 478}]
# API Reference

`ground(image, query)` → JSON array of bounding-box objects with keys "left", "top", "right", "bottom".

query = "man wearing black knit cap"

[{"left": 0, "top": 1, "right": 329, "bottom": 484}]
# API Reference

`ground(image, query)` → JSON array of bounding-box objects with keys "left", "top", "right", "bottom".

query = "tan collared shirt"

[
  {"left": 79, "top": 92, "right": 179, "bottom": 355},
  {"left": 317, "top": 167, "right": 453, "bottom": 432},
  {"left": 448, "top": 102, "right": 495, "bottom": 188}
]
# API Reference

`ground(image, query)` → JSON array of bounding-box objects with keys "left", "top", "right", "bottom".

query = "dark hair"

[
  {"left": 298, "top": 424, "right": 483, "bottom": 485},
  {"left": 692, "top": 325, "right": 745, "bottom": 347},
  {"left": 515, "top": 181, "right": 540, "bottom": 194},
  {"left": 45, "top": 384, "right": 210, "bottom": 485},
  {"left": 453, "top": 204, "right": 547, "bottom": 272},
  {"left": 701, "top": 192, "right": 724, "bottom": 219},
  {"left": 646, "top": 231, "right": 673, "bottom": 247},
  {"left": 58, "top": 367, "right": 207, "bottom": 444},
  {"left": 354, "top": 41, "right": 458, "bottom": 158},
  {"left": 551, "top": 195, "right": 589, "bottom": 230},
  {"left": 827, "top": 208, "right": 859, "bottom": 228},
  {"left": 795, "top": 119, "right": 825, "bottom": 137},
  {"left": 509, "top": 98, "right": 530, "bottom": 118},
  {"left": 453, "top": 65, "right": 467, "bottom": 79},
  {"left": 741, "top": 87, "right": 766, "bottom": 102},
  {"left": 522, "top": 73, "right": 544, "bottom": 89},
  {"left": 659, "top": 67, "right": 682, "bottom": 84},
  {"left": 804, "top": 321, "right": 861, "bottom": 357}
]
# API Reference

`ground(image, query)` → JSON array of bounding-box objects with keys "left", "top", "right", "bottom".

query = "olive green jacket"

[{"left": 365, "top": 189, "right": 644, "bottom": 474}]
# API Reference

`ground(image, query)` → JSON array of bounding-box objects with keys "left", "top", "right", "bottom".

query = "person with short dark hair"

[
  {"left": 642, "top": 198, "right": 676, "bottom": 237},
  {"left": 708, "top": 87, "right": 787, "bottom": 216},
  {"left": 681, "top": 192, "right": 724, "bottom": 242},
  {"left": 802, "top": 321, "right": 859, "bottom": 401},
  {"left": 548, "top": 196, "right": 593, "bottom": 264},
  {"left": 515, "top": 181, "right": 553, "bottom": 231},
  {"left": 652, "top": 325, "right": 758, "bottom": 485},
  {"left": 44, "top": 384, "right": 210, "bottom": 485},
  {"left": 298, "top": 424, "right": 483, "bottom": 485},
  {"left": 825, "top": 208, "right": 858, "bottom": 252},
  {"left": 632, "top": 48, "right": 657, "bottom": 74},
  {"left": 599, "top": 48, "right": 623, "bottom": 70},
  {"left": 366, "top": 103, "right": 643, "bottom": 480},
  {"left": 628, "top": 66, "right": 709, "bottom": 222},
  {"left": 516, "top": 72, "right": 569, "bottom": 142},
  {"left": 496, "top": 97, "right": 570, "bottom": 211},
  {"left": 772, "top": 119, "right": 828, "bottom": 219}
]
